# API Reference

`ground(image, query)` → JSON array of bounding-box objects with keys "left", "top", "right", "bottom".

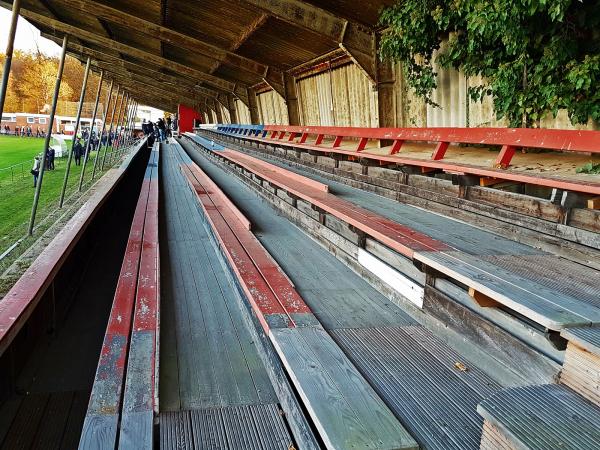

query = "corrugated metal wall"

[
  {"left": 401, "top": 50, "right": 596, "bottom": 130},
  {"left": 220, "top": 103, "right": 231, "bottom": 124},
  {"left": 257, "top": 90, "right": 289, "bottom": 125},
  {"left": 229, "top": 59, "right": 597, "bottom": 130},
  {"left": 235, "top": 99, "right": 251, "bottom": 124},
  {"left": 296, "top": 64, "right": 378, "bottom": 127}
]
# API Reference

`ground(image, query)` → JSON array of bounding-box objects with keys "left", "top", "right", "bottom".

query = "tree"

[{"left": 379, "top": 0, "right": 600, "bottom": 127}]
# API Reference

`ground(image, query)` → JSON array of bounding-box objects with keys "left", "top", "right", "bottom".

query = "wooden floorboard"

[
  {"left": 180, "top": 143, "right": 525, "bottom": 450},
  {"left": 159, "top": 144, "right": 277, "bottom": 411},
  {"left": 0, "top": 390, "right": 89, "bottom": 450},
  {"left": 160, "top": 404, "right": 295, "bottom": 450},
  {"left": 205, "top": 141, "right": 600, "bottom": 329}
]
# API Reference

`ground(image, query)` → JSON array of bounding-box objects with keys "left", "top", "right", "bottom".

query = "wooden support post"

[
  {"left": 284, "top": 72, "right": 300, "bottom": 125},
  {"left": 227, "top": 94, "right": 238, "bottom": 124},
  {"left": 247, "top": 87, "right": 260, "bottom": 125},
  {"left": 213, "top": 98, "right": 224, "bottom": 124},
  {"left": 376, "top": 57, "right": 396, "bottom": 147}
]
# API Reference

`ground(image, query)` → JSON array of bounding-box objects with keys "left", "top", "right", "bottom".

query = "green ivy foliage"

[{"left": 379, "top": 0, "right": 600, "bottom": 127}]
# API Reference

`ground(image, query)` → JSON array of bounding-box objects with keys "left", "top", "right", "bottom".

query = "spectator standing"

[
  {"left": 73, "top": 139, "right": 83, "bottom": 166},
  {"left": 48, "top": 148, "right": 55, "bottom": 170},
  {"left": 157, "top": 118, "right": 166, "bottom": 142},
  {"left": 31, "top": 156, "right": 40, "bottom": 187}
]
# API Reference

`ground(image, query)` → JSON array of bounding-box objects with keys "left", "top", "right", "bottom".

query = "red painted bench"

[
  {"left": 181, "top": 163, "right": 313, "bottom": 331},
  {"left": 79, "top": 145, "right": 159, "bottom": 450},
  {"left": 178, "top": 152, "right": 416, "bottom": 450},
  {"left": 214, "top": 125, "right": 600, "bottom": 195},
  {"left": 213, "top": 148, "right": 449, "bottom": 258},
  {"left": 189, "top": 136, "right": 600, "bottom": 332}
]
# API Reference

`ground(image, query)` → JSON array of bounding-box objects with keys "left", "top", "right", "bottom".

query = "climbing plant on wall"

[{"left": 379, "top": 0, "right": 600, "bottom": 127}]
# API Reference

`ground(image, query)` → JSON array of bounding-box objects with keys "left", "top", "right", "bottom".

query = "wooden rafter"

[{"left": 49, "top": 0, "right": 283, "bottom": 85}]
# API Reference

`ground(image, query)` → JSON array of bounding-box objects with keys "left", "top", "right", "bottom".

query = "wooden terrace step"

[
  {"left": 176, "top": 141, "right": 417, "bottom": 450},
  {"left": 188, "top": 133, "right": 600, "bottom": 332}
]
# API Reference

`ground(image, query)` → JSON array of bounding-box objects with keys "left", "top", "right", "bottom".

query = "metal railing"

[{"left": 0, "top": 160, "right": 28, "bottom": 186}]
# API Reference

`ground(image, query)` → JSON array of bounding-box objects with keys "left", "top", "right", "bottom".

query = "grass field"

[{"left": 0, "top": 135, "right": 117, "bottom": 255}]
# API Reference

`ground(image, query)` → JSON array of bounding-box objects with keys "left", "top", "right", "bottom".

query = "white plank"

[{"left": 358, "top": 249, "right": 424, "bottom": 308}]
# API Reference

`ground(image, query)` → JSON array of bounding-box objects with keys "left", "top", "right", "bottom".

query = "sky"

[{"left": 0, "top": 8, "right": 60, "bottom": 56}]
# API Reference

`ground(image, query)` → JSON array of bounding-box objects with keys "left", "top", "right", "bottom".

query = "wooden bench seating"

[
  {"left": 79, "top": 144, "right": 159, "bottom": 450},
  {"left": 212, "top": 124, "right": 600, "bottom": 195},
  {"left": 188, "top": 133, "right": 600, "bottom": 333},
  {"left": 178, "top": 148, "right": 417, "bottom": 450},
  {"left": 478, "top": 384, "right": 600, "bottom": 450}
]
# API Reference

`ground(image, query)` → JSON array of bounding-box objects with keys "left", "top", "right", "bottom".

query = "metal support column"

[
  {"left": 28, "top": 35, "right": 68, "bottom": 235},
  {"left": 0, "top": 0, "right": 22, "bottom": 120},
  {"left": 118, "top": 99, "right": 130, "bottom": 155},
  {"left": 128, "top": 101, "right": 138, "bottom": 147},
  {"left": 90, "top": 79, "right": 114, "bottom": 180},
  {"left": 112, "top": 93, "right": 128, "bottom": 159},
  {"left": 130, "top": 101, "right": 138, "bottom": 146},
  {"left": 124, "top": 100, "right": 136, "bottom": 149},
  {"left": 108, "top": 92, "right": 126, "bottom": 165},
  {"left": 79, "top": 70, "right": 104, "bottom": 191},
  {"left": 59, "top": 56, "right": 90, "bottom": 207},
  {"left": 100, "top": 86, "right": 121, "bottom": 170},
  {"left": 105, "top": 89, "right": 125, "bottom": 167}
]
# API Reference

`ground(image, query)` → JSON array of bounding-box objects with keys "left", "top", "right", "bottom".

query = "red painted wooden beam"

[
  {"left": 495, "top": 145, "right": 517, "bottom": 168},
  {"left": 181, "top": 162, "right": 316, "bottom": 330},
  {"left": 213, "top": 149, "right": 451, "bottom": 258},
  {"left": 216, "top": 127, "right": 600, "bottom": 195}
]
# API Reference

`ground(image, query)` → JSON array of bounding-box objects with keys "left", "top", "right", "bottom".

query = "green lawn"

[{"left": 0, "top": 135, "right": 118, "bottom": 254}]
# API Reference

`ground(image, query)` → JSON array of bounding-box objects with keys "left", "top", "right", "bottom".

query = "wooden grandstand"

[{"left": 0, "top": 1, "right": 599, "bottom": 449}]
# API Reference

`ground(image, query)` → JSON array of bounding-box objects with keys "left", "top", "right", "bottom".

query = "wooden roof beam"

[
  {"left": 92, "top": 61, "right": 218, "bottom": 106},
  {"left": 41, "top": 33, "right": 225, "bottom": 100},
  {"left": 240, "top": 0, "right": 377, "bottom": 83},
  {"left": 52, "top": 0, "right": 282, "bottom": 84},
  {"left": 5, "top": 4, "right": 239, "bottom": 92}
]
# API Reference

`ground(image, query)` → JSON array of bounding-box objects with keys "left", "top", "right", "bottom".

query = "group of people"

[
  {"left": 2, "top": 126, "right": 45, "bottom": 137},
  {"left": 31, "top": 147, "right": 55, "bottom": 187},
  {"left": 28, "top": 119, "right": 141, "bottom": 188},
  {"left": 142, "top": 116, "right": 174, "bottom": 144}
]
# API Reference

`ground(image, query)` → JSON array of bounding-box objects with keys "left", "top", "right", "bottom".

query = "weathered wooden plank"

[
  {"left": 415, "top": 251, "right": 600, "bottom": 329},
  {"left": 271, "top": 327, "right": 417, "bottom": 450},
  {"left": 560, "top": 341, "right": 600, "bottom": 407},
  {"left": 159, "top": 143, "right": 277, "bottom": 412},
  {"left": 477, "top": 384, "right": 600, "bottom": 450}
]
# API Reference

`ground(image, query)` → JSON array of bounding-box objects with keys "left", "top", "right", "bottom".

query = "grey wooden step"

[
  {"left": 416, "top": 251, "right": 600, "bottom": 330},
  {"left": 160, "top": 404, "right": 293, "bottom": 450},
  {"left": 561, "top": 325, "right": 600, "bottom": 356},
  {"left": 331, "top": 326, "right": 501, "bottom": 450},
  {"left": 271, "top": 326, "right": 418, "bottom": 450},
  {"left": 477, "top": 384, "right": 600, "bottom": 450}
]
